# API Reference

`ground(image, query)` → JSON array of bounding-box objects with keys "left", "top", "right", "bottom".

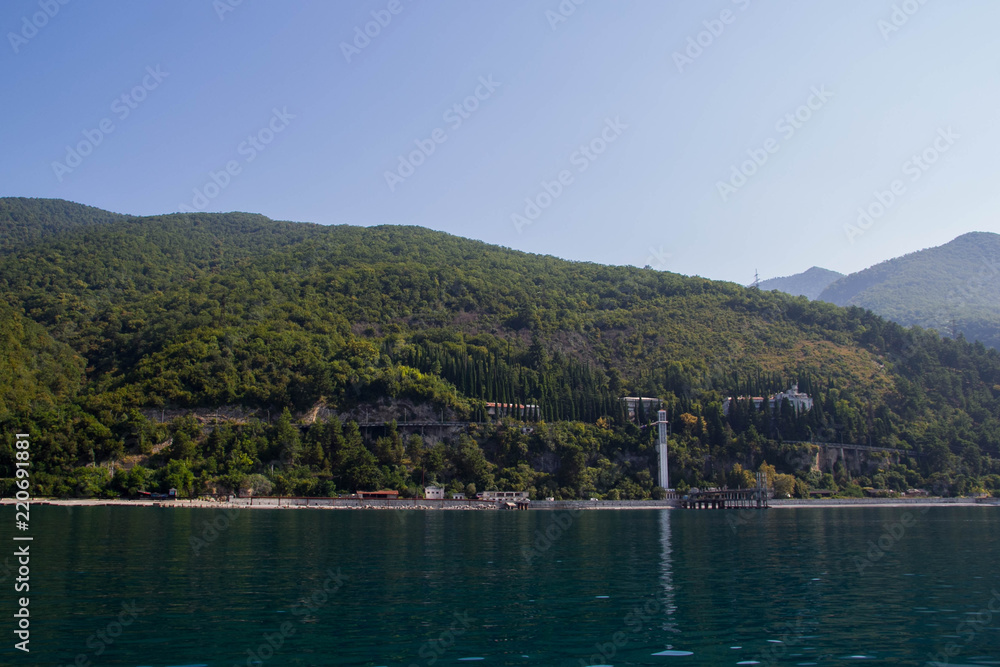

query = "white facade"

[
  {"left": 621, "top": 397, "right": 660, "bottom": 421},
  {"left": 485, "top": 402, "right": 540, "bottom": 419},
  {"left": 722, "top": 384, "right": 813, "bottom": 416},
  {"left": 424, "top": 486, "right": 444, "bottom": 500},
  {"left": 772, "top": 384, "right": 813, "bottom": 412},
  {"left": 657, "top": 409, "right": 670, "bottom": 490},
  {"left": 479, "top": 490, "right": 529, "bottom": 501}
]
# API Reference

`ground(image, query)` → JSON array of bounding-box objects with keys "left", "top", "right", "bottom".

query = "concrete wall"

[
  {"left": 531, "top": 500, "right": 679, "bottom": 510},
  {"left": 813, "top": 445, "right": 900, "bottom": 474},
  {"left": 229, "top": 497, "right": 499, "bottom": 509},
  {"left": 226, "top": 497, "right": 681, "bottom": 510}
]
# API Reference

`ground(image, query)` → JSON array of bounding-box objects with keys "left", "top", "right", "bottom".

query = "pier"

[
  {"left": 679, "top": 488, "right": 768, "bottom": 510},
  {"left": 680, "top": 472, "right": 769, "bottom": 510}
]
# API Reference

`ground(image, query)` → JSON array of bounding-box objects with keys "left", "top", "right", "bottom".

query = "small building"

[
  {"left": 356, "top": 490, "right": 399, "bottom": 499},
  {"left": 424, "top": 486, "right": 444, "bottom": 500},
  {"left": 479, "top": 490, "right": 529, "bottom": 501},
  {"left": 485, "top": 402, "right": 540, "bottom": 419},
  {"left": 452, "top": 492, "right": 466, "bottom": 500},
  {"left": 772, "top": 384, "right": 814, "bottom": 413},
  {"left": 723, "top": 384, "right": 813, "bottom": 416},
  {"left": 621, "top": 397, "right": 661, "bottom": 421}
]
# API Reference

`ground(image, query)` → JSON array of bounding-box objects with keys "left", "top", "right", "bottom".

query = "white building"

[
  {"left": 486, "top": 402, "right": 540, "bottom": 419},
  {"left": 722, "top": 384, "right": 813, "bottom": 416},
  {"left": 479, "top": 490, "right": 529, "bottom": 501},
  {"left": 772, "top": 384, "right": 813, "bottom": 413},
  {"left": 424, "top": 486, "right": 444, "bottom": 500},
  {"left": 621, "top": 397, "right": 660, "bottom": 421}
]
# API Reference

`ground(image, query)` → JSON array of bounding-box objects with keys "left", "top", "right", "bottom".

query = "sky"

[{"left": 2, "top": 1, "right": 999, "bottom": 285}]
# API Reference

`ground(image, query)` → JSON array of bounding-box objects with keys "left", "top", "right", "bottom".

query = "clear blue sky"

[{"left": 3, "top": 1, "right": 999, "bottom": 284}]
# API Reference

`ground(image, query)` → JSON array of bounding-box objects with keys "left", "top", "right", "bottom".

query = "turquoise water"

[{"left": 1, "top": 506, "right": 998, "bottom": 666}]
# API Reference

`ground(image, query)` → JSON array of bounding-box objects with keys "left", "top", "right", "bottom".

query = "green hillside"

[
  {"left": 0, "top": 197, "right": 126, "bottom": 252},
  {"left": 819, "top": 232, "right": 1000, "bottom": 349},
  {"left": 0, "top": 199, "right": 998, "bottom": 499}
]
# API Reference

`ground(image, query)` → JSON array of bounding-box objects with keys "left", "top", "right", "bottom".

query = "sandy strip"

[
  {"left": 2, "top": 497, "right": 997, "bottom": 509},
  {"left": 0, "top": 498, "right": 497, "bottom": 510}
]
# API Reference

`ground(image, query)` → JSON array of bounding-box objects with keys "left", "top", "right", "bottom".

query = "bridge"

[
  {"left": 357, "top": 421, "right": 474, "bottom": 428},
  {"left": 783, "top": 440, "right": 920, "bottom": 456},
  {"left": 783, "top": 440, "right": 918, "bottom": 456}
]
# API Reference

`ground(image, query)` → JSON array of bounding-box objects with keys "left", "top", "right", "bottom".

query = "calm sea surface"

[{"left": 1, "top": 505, "right": 998, "bottom": 666}]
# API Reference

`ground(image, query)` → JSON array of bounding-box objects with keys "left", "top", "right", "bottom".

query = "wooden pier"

[
  {"left": 680, "top": 472, "right": 769, "bottom": 510},
  {"left": 679, "top": 488, "right": 768, "bottom": 510}
]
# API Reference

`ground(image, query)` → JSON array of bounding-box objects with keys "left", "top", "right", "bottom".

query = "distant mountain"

[
  {"left": 818, "top": 232, "right": 1000, "bottom": 349},
  {"left": 758, "top": 267, "right": 844, "bottom": 300}
]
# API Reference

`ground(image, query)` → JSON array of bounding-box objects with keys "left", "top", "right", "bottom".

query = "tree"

[
  {"left": 679, "top": 412, "right": 698, "bottom": 433},
  {"left": 773, "top": 473, "right": 796, "bottom": 498},
  {"left": 168, "top": 430, "right": 196, "bottom": 461},
  {"left": 374, "top": 421, "right": 403, "bottom": 465},
  {"left": 242, "top": 473, "right": 273, "bottom": 496},
  {"left": 163, "top": 459, "right": 194, "bottom": 497},
  {"left": 726, "top": 463, "right": 755, "bottom": 489},
  {"left": 453, "top": 434, "right": 494, "bottom": 490},
  {"left": 273, "top": 408, "right": 302, "bottom": 466},
  {"left": 405, "top": 433, "right": 424, "bottom": 466},
  {"left": 334, "top": 421, "right": 384, "bottom": 491}
]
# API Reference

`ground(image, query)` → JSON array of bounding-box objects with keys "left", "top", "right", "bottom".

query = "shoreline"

[
  {"left": 770, "top": 498, "right": 995, "bottom": 508},
  {"left": 2, "top": 497, "right": 996, "bottom": 510}
]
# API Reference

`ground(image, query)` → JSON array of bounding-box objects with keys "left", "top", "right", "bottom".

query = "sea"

[{"left": 1, "top": 505, "right": 998, "bottom": 666}]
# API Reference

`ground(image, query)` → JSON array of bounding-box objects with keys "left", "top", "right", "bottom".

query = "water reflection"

[{"left": 658, "top": 510, "right": 678, "bottom": 634}]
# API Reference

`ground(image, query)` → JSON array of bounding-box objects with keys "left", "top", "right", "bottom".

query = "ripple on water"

[{"left": 652, "top": 649, "right": 694, "bottom": 656}]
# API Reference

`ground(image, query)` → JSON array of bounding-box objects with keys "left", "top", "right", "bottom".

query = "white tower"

[{"left": 656, "top": 409, "right": 669, "bottom": 490}]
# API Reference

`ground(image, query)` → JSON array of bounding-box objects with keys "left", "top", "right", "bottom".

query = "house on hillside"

[
  {"left": 722, "top": 384, "right": 813, "bottom": 416},
  {"left": 621, "top": 397, "right": 660, "bottom": 421},
  {"left": 486, "top": 402, "right": 540, "bottom": 419}
]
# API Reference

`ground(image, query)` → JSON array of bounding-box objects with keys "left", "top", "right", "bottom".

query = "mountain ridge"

[
  {"left": 758, "top": 266, "right": 844, "bottom": 300},
  {"left": 0, "top": 198, "right": 997, "bottom": 499},
  {"left": 818, "top": 231, "right": 1000, "bottom": 349}
]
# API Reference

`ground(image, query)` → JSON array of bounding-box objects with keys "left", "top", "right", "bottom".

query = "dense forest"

[{"left": 0, "top": 198, "right": 998, "bottom": 500}]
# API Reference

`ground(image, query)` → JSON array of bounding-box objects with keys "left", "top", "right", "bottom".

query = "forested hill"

[
  {"left": 0, "top": 197, "right": 127, "bottom": 252},
  {"left": 0, "top": 198, "right": 998, "bottom": 500},
  {"left": 818, "top": 232, "right": 1000, "bottom": 350}
]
